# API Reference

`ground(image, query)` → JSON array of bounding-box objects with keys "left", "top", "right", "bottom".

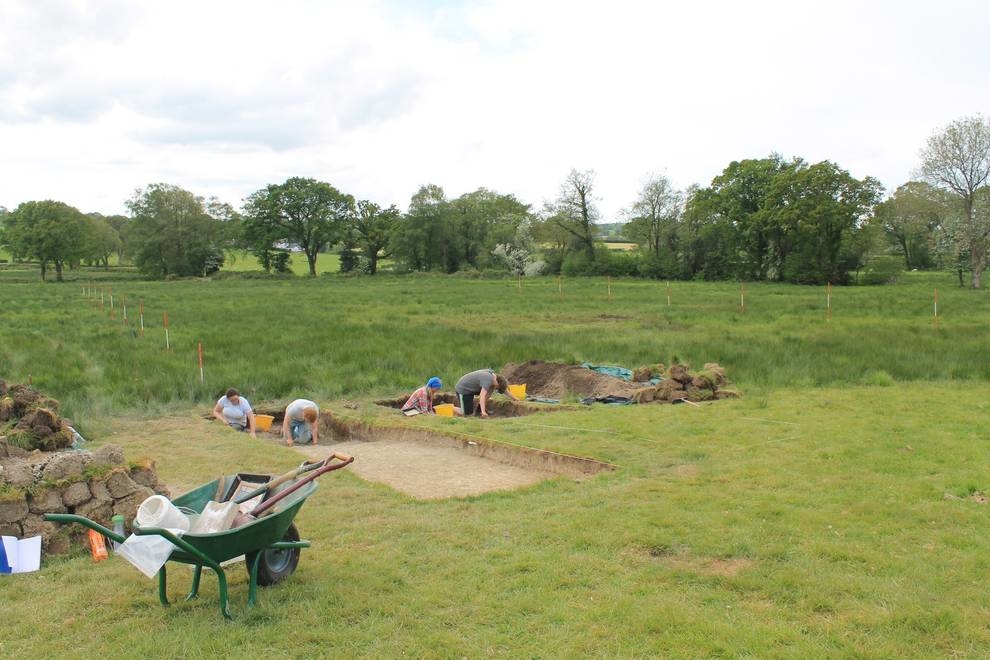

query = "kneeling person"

[
  {"left": 282, "top": 399, "right": 319, "bottom": 447},
  {"left": 213, "top": 388, "right": 256, "bottom": 437}
]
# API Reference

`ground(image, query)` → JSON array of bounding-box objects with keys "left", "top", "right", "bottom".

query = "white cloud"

[{"left": 1, "top": 0, "right": 989, "bottom": 219}]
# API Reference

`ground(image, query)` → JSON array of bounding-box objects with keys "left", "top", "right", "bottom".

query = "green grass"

[
  {"left": 3, "top": 269, "right": 990, "bottom": 655},
  {"left": 220, "top": 249, "right": 340, "bottom": 276}
]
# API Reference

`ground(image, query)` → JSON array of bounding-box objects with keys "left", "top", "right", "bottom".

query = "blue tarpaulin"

[{"left": 580, "top": 363, "right": 663, "bottom": 385}]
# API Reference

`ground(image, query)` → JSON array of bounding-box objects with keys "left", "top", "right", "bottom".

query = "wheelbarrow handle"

[{"left": 44, "top": 513, "right": 128, "bottom": 545}]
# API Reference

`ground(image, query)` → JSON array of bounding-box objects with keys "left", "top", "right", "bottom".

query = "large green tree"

[
  {"left": 243, "top": 177, "right": 354, "bottom": 276},
  {"left": 124, "top": 184, "right": 225, "bottom": 278},
  {"left": 392, "top": 184, "right": 450, "bottom": 272},
  {"left": 683, "top": 156, "right": 882, "bottom": 284},
  {"left": 874, "top": 182, "right": 948, "bottom": 270},
  {"left": 81, "top": 213, "right": 123, "bottom": 270},
  {"left": 918, "top": 114, "right": 990, "bottom": 288},
  {"left": 350, "top": 200, "right": 400, "bottom": 275},
  {"left": 763, "top": 162, "right": 883, "bottom": 284},
  {"left": 2, "top": 200, "right": 89, "bottom": 281}
]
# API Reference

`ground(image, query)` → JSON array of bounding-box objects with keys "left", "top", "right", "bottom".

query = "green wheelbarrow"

[{"left": 45, "top": 452, "right": 353, "bottom": 619}]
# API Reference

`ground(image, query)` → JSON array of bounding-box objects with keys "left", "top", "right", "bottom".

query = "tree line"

[{"left": 2, "top": 114, "right": 988, "bottom": 286}]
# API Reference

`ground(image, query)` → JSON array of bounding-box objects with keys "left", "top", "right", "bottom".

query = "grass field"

[{"left": 2, "top": 268, "right": 990, "bottom": 656}]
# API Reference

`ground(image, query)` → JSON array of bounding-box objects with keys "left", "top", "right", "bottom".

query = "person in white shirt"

[{"left": 213, "top": 388, "right": 256, "bottom": 436}]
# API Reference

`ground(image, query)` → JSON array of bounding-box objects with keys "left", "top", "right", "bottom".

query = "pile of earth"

[
  {"left": 500, "top": 360, "right": 740, "bottom": 403},
  {"left": 0, "top": 380, "right": 74, "bottom": 451}
]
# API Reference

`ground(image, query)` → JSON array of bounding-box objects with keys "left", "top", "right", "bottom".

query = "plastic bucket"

[
  {"left": 508, "top": 384, "right": 526, "bottom": 399},
  {"left": 255, "top": 414, "right": 274, "bottom": 431},
  {"left": 435, "top": 403, "right": 455, "bottom": 417}
]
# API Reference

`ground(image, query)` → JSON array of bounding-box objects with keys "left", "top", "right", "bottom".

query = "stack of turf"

[
  {"left": 0, "top": 380, "right": 74, "bottom": 452},
  {"left": 634, "top": 363, "right": 741, "bottom": 403}
]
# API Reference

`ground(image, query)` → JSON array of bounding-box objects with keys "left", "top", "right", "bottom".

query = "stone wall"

[{"left": 0, "top": 440, "right": 170, "bottom": 554}]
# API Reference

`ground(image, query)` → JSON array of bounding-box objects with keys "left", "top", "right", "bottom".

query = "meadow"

[{"left": 2, "top": 262, "right": 990, "bottom": 657}]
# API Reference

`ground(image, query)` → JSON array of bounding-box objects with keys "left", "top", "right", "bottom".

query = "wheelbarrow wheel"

[{"left": 247, "top": 523, "right": 301, "bottom": 587}]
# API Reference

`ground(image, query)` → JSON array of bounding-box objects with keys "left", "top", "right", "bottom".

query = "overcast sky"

[{"left": 2, "top": 0, "right": 988, "bottom": 221}]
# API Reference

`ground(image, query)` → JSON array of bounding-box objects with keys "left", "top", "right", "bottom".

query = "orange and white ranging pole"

[
  {"left": 666, "top": 281, "right": 671, "bottom": 307},
  {"left": 139, "top": 301, "right": 145, "bottom": 336},
  {"left": 163, "top": 311, "right": 171, "bottom": 351},
  {"left": 739, "top": 282, "right": 746, "bottom": 313},
  {"left": 198, "top": 342, "right": 204, "bottom": 383},
  {"left": 826, "top": 282, "right": 832, "bottom": 320}
]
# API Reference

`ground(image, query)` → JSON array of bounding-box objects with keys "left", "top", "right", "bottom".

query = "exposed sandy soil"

[{"left": 290, "top": 439, "right": 556, "bottom": 499}]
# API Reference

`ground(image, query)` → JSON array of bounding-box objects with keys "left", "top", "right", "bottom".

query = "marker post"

[{"left": 934, "top": 288, "right": 939, "bottom": 330}]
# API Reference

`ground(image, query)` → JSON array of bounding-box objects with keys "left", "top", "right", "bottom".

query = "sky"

[{"left": 2, "top": 0, "right": 989, "bottom": 222}]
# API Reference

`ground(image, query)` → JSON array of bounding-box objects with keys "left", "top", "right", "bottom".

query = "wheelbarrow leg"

[
  {"left": 157, "top": 565, "right": 170, "bottom": 608},
  {"left": 215, "top": 566, "right": 232, "bottom": 620},
  {"left": 248, "top": 553, "right": 262, "bottom": 606},
  {"left": 186, "top": 565, "right": 203, "bottom": 601}
]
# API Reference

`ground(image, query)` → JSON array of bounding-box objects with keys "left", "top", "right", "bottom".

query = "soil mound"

[{"left": 500, "top": 360, "right": 740, "bottom": 404}]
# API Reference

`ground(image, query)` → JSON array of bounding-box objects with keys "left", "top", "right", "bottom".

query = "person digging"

[{"left": 453, "top": 369, "right": 518, "bottom": 418}]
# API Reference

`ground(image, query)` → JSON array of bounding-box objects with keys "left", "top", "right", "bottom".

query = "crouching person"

[{"left": 282, "top": 399, "right": 319, "bottom": 447}]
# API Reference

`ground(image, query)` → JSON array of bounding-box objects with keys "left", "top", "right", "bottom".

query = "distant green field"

[
  {"left": 222, "top": 249, "right": 341, "bottom": 275},
  {"left": 4, "top": 270, "right": 990, "bottom": 656}
]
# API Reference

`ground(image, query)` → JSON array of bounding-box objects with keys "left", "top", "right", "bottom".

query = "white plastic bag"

[
  {"left": 116, "top": 530, "right": 185, "bottom": 578},
  {"left": 190, "top": 501, "right": 239, "bottom": 535}
]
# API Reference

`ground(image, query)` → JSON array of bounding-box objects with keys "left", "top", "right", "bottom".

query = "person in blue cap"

[{"left": 401, "top": 377, "right": 442, "bottom": 414}]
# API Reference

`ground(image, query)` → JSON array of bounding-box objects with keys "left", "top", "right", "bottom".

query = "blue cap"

[{"left": 427, "top": 377, "right": 442, "bottom": 389}]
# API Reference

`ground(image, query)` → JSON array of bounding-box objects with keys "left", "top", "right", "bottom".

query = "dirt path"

[{"left": 290, "top": 439, "right": 556, "bottom": 499}]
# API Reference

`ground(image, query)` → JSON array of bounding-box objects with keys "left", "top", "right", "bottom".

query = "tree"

[
  {"left": 918, "top": 114, "right": 990, "bottom": 288},
  {"left": 550, "top": 169, "right": 600, "bottom": 259},
  {"left": 624, "top": 174, "right": 683, "bottom": 276},
  {"left": 874, "top": 182, "right": 948, "bottom": 269},
  {"left": 124, "top": 184, "right": 226, "bottom": 278},
  {"left": 2, "top": 200, "right": 89, "bottom": 281},
  {"left": 243, "top": 177, "right": 354, "bottom": 276},
  {"left": 81, "top": 213, "right": 123, "bottom": 270},
  {"left": 763, "top": 162, "right": 883, "bottom": 284},
  {"left": 350, "top": 200, "right": 400, "bottom": 275},
  {"left": 392, "top": 184, "right": 449, "bottom": 272}
]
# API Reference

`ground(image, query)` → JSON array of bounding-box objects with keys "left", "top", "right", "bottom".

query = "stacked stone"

[{"left": 0, "top": 441, "right": 170, "bottom": 554}]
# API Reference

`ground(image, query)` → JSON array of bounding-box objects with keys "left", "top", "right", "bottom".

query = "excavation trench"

[{"left": 254, "top": 406, "right": 614, "bottom": 499}]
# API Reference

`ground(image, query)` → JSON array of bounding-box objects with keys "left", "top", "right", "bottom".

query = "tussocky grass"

[
  {"left": 2, "top": 384, "right": 989, "bottom": 656},
  {"left": 0, "top": 269, "right": 987, "bottom": 428}
]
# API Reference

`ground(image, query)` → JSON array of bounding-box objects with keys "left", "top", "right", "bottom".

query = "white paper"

[{"left": 1, "top": 535, "right": 42, "bottom": 573}]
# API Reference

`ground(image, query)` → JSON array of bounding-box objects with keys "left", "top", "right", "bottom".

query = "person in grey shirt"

[{"left": 454, "top": 369, "right": 518, "bottom": 418}]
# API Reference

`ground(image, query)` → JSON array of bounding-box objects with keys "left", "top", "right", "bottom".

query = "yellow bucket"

[
  {"left": 254, "top": 414, "right": 274, "bottom": 431},
  {"left": 507, "top": 384, "right": 526, "bottom": 400},
  {"left": 435, "top": 403, "right": 455, "bottom": 417}
]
